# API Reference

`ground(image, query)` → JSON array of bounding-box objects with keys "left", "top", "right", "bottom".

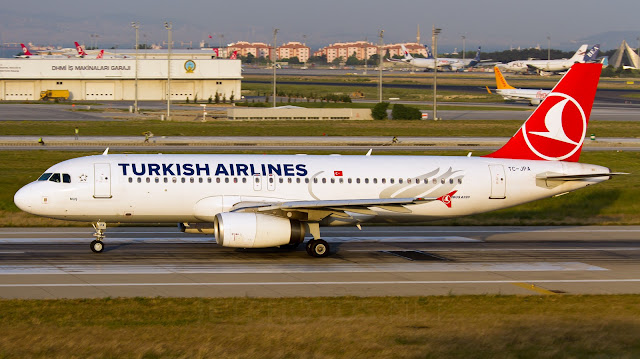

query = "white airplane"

[
  {"left": 14, "top": 64, "right": 623, "bottom": 257},
  {"left": 390, "top": 44, "right": 481, "bottom": 71},
  {"left": 14, "top": 43, "right": 69, "bottom": 59},
  {"left": 503, "top": 44, "right": 597, "bottom": 74},
  {"left": 488, "top": 66, "right": 550, "bottom": 105}
]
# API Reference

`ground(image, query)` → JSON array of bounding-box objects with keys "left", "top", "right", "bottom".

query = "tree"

[
  {"left": 371, "top": 102, "right": 390, "bottom": 120},
  {"left": 331, "top": 56, "right": 343, "bottom": 65},
  {"left": 346, "top": 55, "right": 362, "bottom": 66},
  {"left": 391, "top": 104, "right": 422, "bottom": 120}
]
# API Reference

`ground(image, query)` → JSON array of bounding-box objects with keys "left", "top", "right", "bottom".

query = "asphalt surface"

[{"left": 1, "top": 226, "right": 639, "bottom": 299}]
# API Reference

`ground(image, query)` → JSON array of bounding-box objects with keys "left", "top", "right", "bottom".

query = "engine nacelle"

[{"left": 213, "top": 212, "right": 305, "bottom": 248}]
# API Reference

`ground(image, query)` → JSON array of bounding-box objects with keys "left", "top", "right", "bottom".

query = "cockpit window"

[
  {"left": 62, "top": 174, "right": 71, "bottom": 183},
  {"left": 49, "top": 173, "right": 61, "bottom": 183},
  {"left": 38, "top": 173, "right": 52, "bottom": 181}
]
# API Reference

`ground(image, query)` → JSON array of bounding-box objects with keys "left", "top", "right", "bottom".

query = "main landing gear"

[
  {"left": 91, "top": 221, "right": 107, "bottom": 253},
  {"left": 305, "top": 222, "right": 330, "bottom": 258}
]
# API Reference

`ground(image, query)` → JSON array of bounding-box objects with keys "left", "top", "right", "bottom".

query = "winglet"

[
  {"left": 366, "top": 149, "right": 372, "bottom": 156},
  {"left": 102, "top": 148, "right": 109, "bottom": 156}
]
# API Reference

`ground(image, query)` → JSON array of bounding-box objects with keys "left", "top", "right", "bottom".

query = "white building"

[{"left": 0, "top": 58, "right": 242, "bottom": 101}]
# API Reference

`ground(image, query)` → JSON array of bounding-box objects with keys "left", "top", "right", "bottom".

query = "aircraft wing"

[{"left": 231, "top": 197, "right": 438, "bottom": 217}]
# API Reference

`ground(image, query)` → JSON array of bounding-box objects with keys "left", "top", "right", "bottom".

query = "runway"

[{"left": 1, "top": 226, "right": 639, "bottom": 299}]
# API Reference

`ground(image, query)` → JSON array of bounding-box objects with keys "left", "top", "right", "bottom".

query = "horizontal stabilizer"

[{"left": 536, "top": 172, "right": 628, "bottom": 181}]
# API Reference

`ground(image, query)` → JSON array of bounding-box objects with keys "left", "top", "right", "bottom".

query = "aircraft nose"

[{"left": 14, "top": 185, "right": 36, "bottom": 213}]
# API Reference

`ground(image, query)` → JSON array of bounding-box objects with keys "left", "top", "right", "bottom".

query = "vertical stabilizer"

[
  {"left": 494, "top": 67, "right": 515, "bottom": 90},
  {"left": 570, "top": 44, "right": 588, "bottom": 62},
  {"left": 484, "top": 63, "right": 601, "bottom": 162}
]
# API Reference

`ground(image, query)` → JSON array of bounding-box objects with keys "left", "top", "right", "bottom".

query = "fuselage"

[{"left": 14, "top": 153, "right": 609, "bottom": 225}]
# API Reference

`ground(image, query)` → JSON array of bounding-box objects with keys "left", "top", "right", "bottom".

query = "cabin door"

[
  {"left": 94, "top": 163, "right": 112, "bottom": 198},
  {"left": 488, "top": 164, "right": 506, "bottom": 199}
]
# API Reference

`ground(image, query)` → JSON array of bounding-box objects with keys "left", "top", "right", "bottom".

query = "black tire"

[
  {"left": 90, "top": 240, "right": 104, "bottom": 253},
  {"left": 309, "top": 239, "right": 330, "bottom": 258}
]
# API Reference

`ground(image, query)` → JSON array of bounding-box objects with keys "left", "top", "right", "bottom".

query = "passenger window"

[
  {"left": 49, "top": 173, "right": 61, "bottom": 183},
  {"left": 181, "top": 178, "right": 186, "bottom": 183},
  {"left": 399, "top": 178, "right": 403, "bottom": 184},
  {"left": 172, "top": 177, "right": 177, "bottom": 183},
  {"left": 356, "top": 178, "right": 360, "bottom": 184},
  {"left": 322, "top": 178, "right": 326, "bottom": 184},
  {"left": 207, "top": 178, "right": 212, "bottom": 183},
  {"left": 190, "top": 178, "right": 194, "bottom": 183},
  {"left": 269, "top": 178, "right": 273, "bottom": 183},
  {"left": 449, "top": 179, "right": 454, "bottom": 184},
  {"left": 62, "top": 174, "right": 71, "bottom": 183},
  {"left": 146, "top": 178, "right": 151, "bottom": 183},
  {"left": 373, "top": 178, "right": 377, "bottom": 184},
  {"left": 390, "top": 179, "right": 394, "bottom": 184},
  {"left": 364, "top": 178, "right": 369, "bottom": 184},
  {"left": 128, "top": 177, "right": 133, "bottom": 183},
  {"left": 458, "top": 178, "right": 463, "bottom": 184},
  {"left": 407, "top": 179, "right": 411, "bottom": 184},
  {"left": 441, "top": 178, "right": 445, "bottom": 184},
  {"left": 432, "top": 178, "right": 437, "bottom": 184},
  {"left": 305, "top": 178, "right": 309, "bottom": 184},
  {"left": 225, "top": 178, "right": 230, "bottom": 183},
  {"left": 296, "top": 178, "right": 301, "bottom": 184},
  {"left": 155, "top": 178, "right": 159, "bottom": 183},
  {"left": 137, "top": 178, "right": 142, "bottom": 183},
  {"left": 242, "top": 178, "right": 247, "bottom": 183},
  {"left": 348, "top": 178, "right": 352, "bottom": 184},
  {"left": 165, "top": 178, "right": 169, "bottom": 183},
  {"left": 313, "top": 178, "right": 318, "bottom": 184},
  {"left": 279, "top": 178, "right": 283, "bottom": 184},
  {"left": 38, "top": 173, "right": 52, "bottom": 181},
  {"left": 382, "top": 178, "right": 386, "bottom": 184},
  {"left": 199, "top": 178, "right": 203, "bottom": 183},
  {"left": 424, "top": 179, "right": 428, "bottom": 184},
  {"left": 217, "top": 178, "right": 221, "bottom": 183},
  {"left": 339, "top": 178, "right": 344, "bottom": 184},
  {"left": 330, "top": 178, "right": 335, "bottom": 184}
]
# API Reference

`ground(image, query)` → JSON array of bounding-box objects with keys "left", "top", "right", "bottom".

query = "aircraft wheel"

[
  {"left": 307, "top": 239, "right": 330, "bottom": 258},
  {"left": 90, "top": 240, "right": 104, "bottom": 253}
]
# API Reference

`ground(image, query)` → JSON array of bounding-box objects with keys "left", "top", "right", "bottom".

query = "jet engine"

[{"left": 213, "top": 212, "right": 305, "bottom": 248}]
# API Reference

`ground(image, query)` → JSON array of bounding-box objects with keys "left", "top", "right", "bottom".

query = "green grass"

[
  {"left": 1, "top": 150, "right": 638, "bottom": 226},
  {"left": 3, "top": 119, "right": 640, "bottom": 137},
  {"left": 0, "top": 295, "right": 639, "bottom": 358}
]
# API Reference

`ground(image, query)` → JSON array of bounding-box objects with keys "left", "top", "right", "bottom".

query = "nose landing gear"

[{"left": 91, "top": 221, "right": 106, "bottom": 253}]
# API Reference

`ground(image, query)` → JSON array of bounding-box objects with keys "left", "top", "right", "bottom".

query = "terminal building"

[{"left": 0, "top": 58, "right": 241, "bottom": 101}]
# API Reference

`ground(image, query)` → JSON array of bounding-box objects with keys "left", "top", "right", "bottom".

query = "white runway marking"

[
  {"left": 0, "top": 262, "right": 606, "bottom": 275},
  {"left": 0, "top": 279, "right": 638, "bottom": 288}
]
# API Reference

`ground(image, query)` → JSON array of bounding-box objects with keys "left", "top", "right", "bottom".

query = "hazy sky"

[{"left": 1, "top": 0, "right": 638, "bottom": 51}]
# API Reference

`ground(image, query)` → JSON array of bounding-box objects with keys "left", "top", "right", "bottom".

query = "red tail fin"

[
  {"left": 21, "top": 44, "right": 32, "bottom": 56},
  {"left": 230, "top": 50, "right": 237, "bottom": 59},
  {"left": 74, "top": 42, "right": 87, "bottom": 56},
  {"left": 484, "top": 63, "right": 601, "bottom": 162},
  {"left": 96, "top": 50, "right": 104, "bottom": 59}
]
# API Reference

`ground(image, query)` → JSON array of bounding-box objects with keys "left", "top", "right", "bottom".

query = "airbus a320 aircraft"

[{"left": 14, "top": 64, "right": 623, "bottom": 257}]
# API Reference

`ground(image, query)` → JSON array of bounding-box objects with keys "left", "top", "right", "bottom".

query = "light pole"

[
  {"left": 547, "top": 36, "right": 551, "bottom": 61},
  {"left": 461, "top": 35, "right": 466, "bottom": 68},
  {"left": 378, "top": 30, "right": 384, "bottom": 103},
  {"left": 272, "top": 28, "right": 279, "bottom": 108},
  {"left": 432, "top": 26, "right": 441, "bottom": 121},
  {"left": 637, "top": 37, "right": 640, "bottom": 56},
  {"left": 164, "top": 21, "right": 172, "bottom": 121},
  {"left": 131, "top": 22, "right": 139, "bottom": 113}
]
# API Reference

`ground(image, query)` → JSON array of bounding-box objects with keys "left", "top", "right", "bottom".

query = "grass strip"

[
  {"left": 2, "top": 119, "right": 640, "bottom": 137},
  {"left": 0, "top": 295, "right": 639, "bottom": 358}
]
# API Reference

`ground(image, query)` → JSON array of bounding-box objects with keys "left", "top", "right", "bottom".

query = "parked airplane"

[
  {"left": 229, "top": 50, "right": 238, "bottom": 59},
  {"left": 14, "top": 64, "right": 623, "bottom": 257},
  {"left": 487, "top": 66, "right": 550, "bottom": 105},
  {"left": 14, "top": 44, "right": 67, "bottom": 59},
  {"left": 390, "top": 44, "right": 481, "bottom": 71},
  {"left": 74, "top": 42, "right": 88, "bottom": 57},
  {"left": 503, "top": 44, "right": 594, "bottom": 74}
]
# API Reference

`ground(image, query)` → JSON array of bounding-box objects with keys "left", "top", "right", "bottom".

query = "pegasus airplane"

[
  {"left": 14, "top": 64, "right": 623, "bottom": 257},
  {"left": 488, "top": 66, "right": 550, "bottom": 105}
]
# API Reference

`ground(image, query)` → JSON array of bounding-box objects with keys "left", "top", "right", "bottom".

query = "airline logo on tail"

[
  {"left": 74, "top": 42, "right": 87, "bottom": 56},
  {"left": 230, "top": 50, "right": 238, "bottom": 59},
  {"left": 21, "top": 44, "right": 33, "bottom": 56},
  {"left": 494, "top": 67, "right": 515, "bottom": 90},
  {"left": 213, "top": 48, "right": 219, "bottom": 57},
  {"left": 583, "top": 44, "right": 600, "bottom": 62},
  {"left": 96, "top": 50, "right": 104, "bottom": 59},
  {"left": 484, "top": 63, "right": 601, "bottom": 162}
]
